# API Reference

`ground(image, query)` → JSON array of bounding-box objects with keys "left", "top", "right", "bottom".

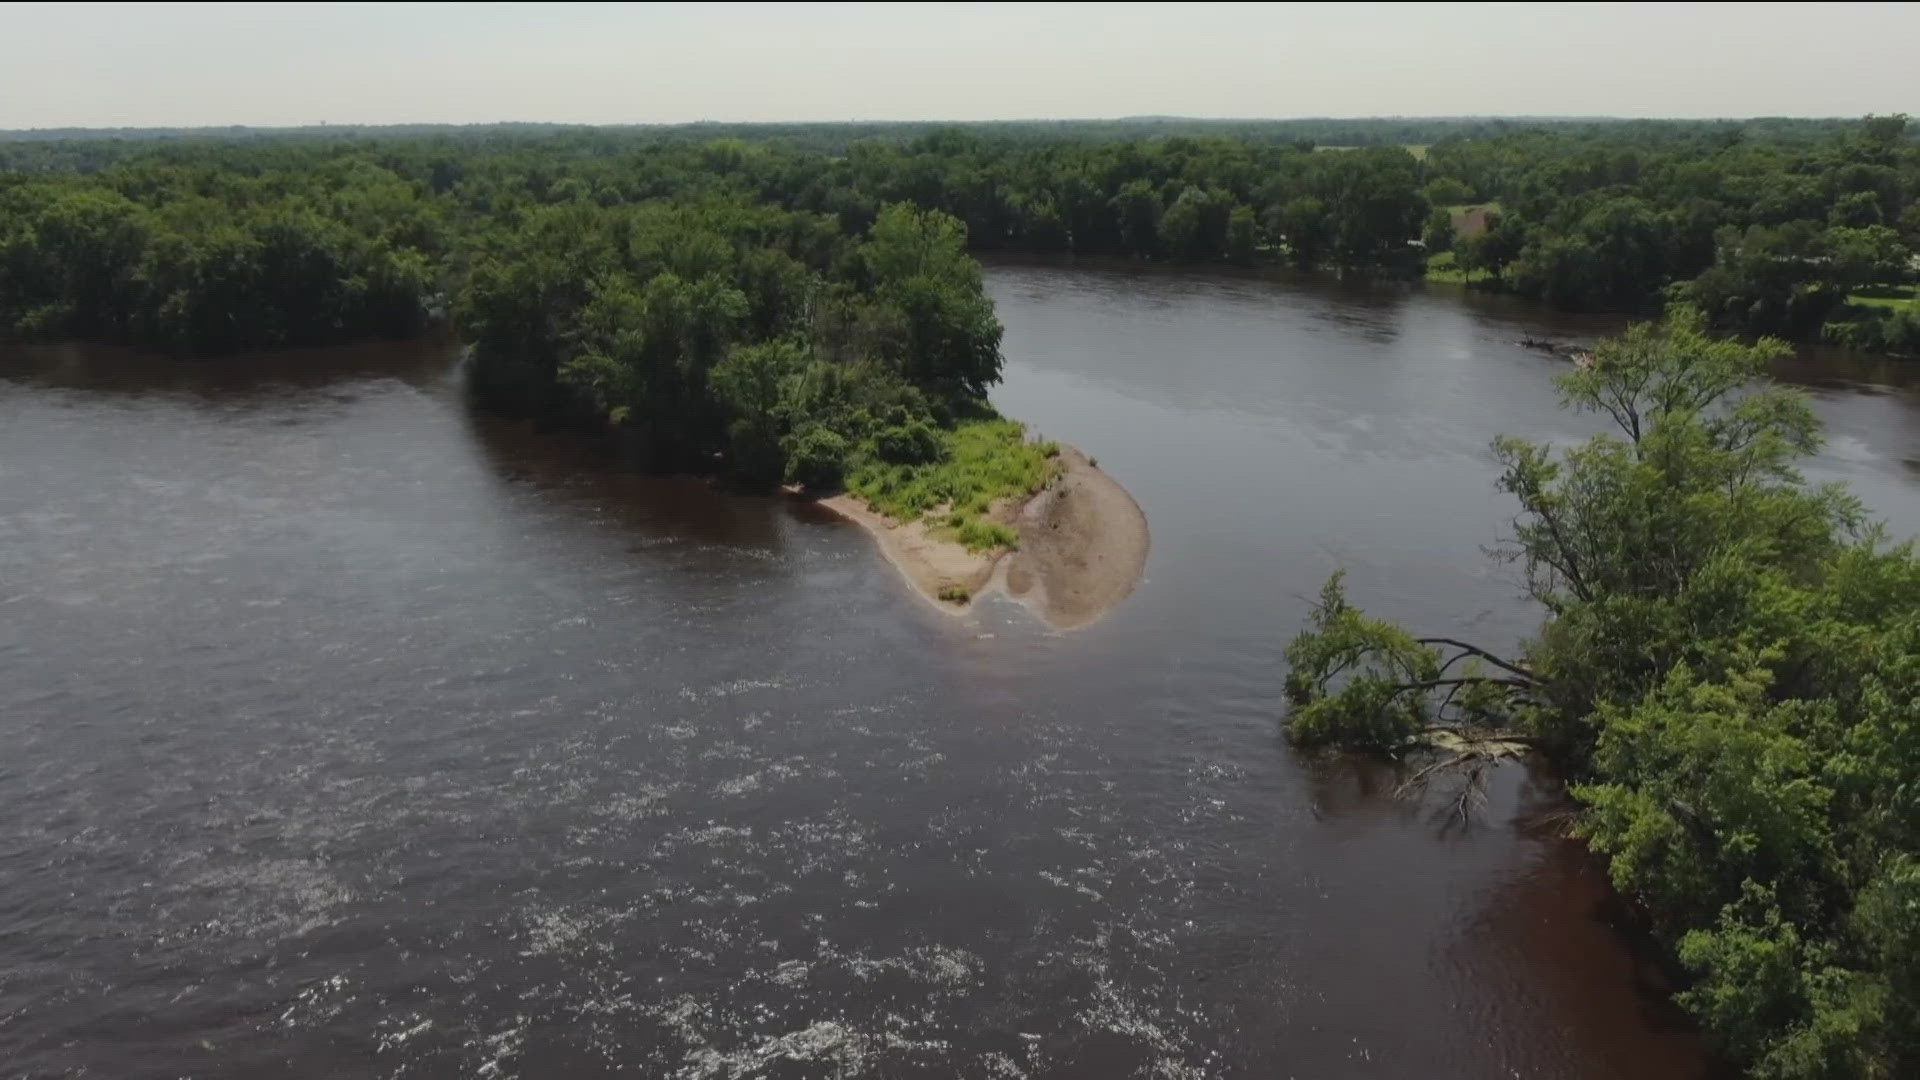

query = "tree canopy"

[{"left": 4, "top": 114, "right": 1917, "bottom": 363}]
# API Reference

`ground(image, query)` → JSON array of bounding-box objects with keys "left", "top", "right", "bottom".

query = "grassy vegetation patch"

[
  {"left": 1847, "top": 284, "right": 1917, "bottom": 310},
  {"left": 1424, "top": 250, "right": 1487, "bottom": 284},
  {"left": 847, "top": 418, "right": 1060, "bottom": 552}
]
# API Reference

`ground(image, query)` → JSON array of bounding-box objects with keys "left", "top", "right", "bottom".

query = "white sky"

[{"left": 1, "top": 1, "right": 1914, "bottom": 129}]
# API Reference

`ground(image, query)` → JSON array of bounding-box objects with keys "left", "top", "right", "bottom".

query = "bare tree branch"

[
  {"left": 1414, "top": 638, "right": 1536, "bottom": 681},
  {"left": 1393, "top": 676, "right": 1535, "bottom": 694}
]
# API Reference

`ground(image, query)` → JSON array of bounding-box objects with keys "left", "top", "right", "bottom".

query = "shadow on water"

[
  {"left": 1288, "top": 751, "right": 1724, "bottom": 1078},
  {"left": 0, "top": 332, "right": 813, "bottom": 559},
  {"left": 0, "top": 332, "right": 461, "bottom": 398},
  {"left": 1775, "top": 345, "right": 1920, "bottom": 394},
  {"left": 454, "top": 399, "right": 797, "bottom": 554}
]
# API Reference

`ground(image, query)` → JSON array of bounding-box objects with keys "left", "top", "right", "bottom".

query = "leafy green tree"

[
  {"left": 1158, "top": 187, "right": 1204, "bottom": 261},
  {"left": 1456, "top": 212, "right": 1525, "bottom": 281},
  {"left": 1423, "top": 177, "right": 1473, "bottom": 206},
  {"left": 1683, "top": 222, "right": 1846, "bottom": 335},
  {"left": 558, "top": 270, "right": 748, "bottom": 464},
  {"left": 710, "top": 337, "right": 807, "bottom": 480},
  {"left": 1859, "top": 113, "right": 1910, "bottom": 147},
  {"left": 17, "top": 189, "right": 152, "bottom": 337},
  {"left": 859, "top": 204, "right": 1004, "bottom": 402},
  {"left": 1282, "top": 573, "right": 1441, "bottom": 751},
  {"left": 1111, "top": 179, "right": 1161, "bottom": 257},
  {"left": 1507, "top": 197, "right": 1669, "bottom": 308},
  {"left": 1311, "top": 150, "right": 1428, "bottom": 267},
  {"left": 1282, "top": 311, "right": 1919, "bottom": 1077},
  {"left": 1825, "top": 225, "right": 1908, "bottom": 288},
  {"left": 1829, "top": 190, "right": 1885, "bottom": 228},
  {"left": 1270, "top": 196, "right": 1331, "bottom": 269},
  {"left": 1422, "top": 207, "right": 1455, "bottom": 253},
  {"left": 1226, "top": 205, "right": 1258, "bottom": 265}
]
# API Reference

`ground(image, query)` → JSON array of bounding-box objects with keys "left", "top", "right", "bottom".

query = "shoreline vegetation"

[{"left": 1285, "top": 310, "right": 1920, "bottom": 1079}]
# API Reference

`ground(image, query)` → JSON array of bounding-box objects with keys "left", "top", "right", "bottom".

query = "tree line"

[
  {"left": 1431, "top": 114, "right": 1920, "bottom": 353},
  {"left": 5, "top": 114, "right": 1916, "bottom": 362}
]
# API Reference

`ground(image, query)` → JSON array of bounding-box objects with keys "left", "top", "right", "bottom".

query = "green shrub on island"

[
  {"left": 952, "top": 517, "right": 1021, "bottom": 553},
  {"left": 846, "top": 419, "right": 1058, "bottom": 551}
]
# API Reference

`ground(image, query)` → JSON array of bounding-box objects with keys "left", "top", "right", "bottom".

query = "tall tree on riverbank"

[{"left": 1283, "top": 310, "right": 1920, "bottom": 1079}]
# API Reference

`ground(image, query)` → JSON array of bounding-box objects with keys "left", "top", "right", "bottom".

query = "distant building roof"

[{"left": 1451, "top": 206, "right": 1497, "bottom": 238}]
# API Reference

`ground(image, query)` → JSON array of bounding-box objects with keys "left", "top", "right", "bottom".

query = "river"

[{"left": 4, "top": 264, "right": 1918, "bottom": 1078}]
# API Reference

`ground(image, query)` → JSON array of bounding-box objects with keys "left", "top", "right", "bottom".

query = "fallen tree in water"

[
  {"left": 1281, "top": 573, "right": 1541, "bottom": 821},
  {"left": 1282, "top": 309, "right": 1920, "bottom": 1079},
  {"left": 1283, "top": 573, "right": 1540, "bottom": 754}
]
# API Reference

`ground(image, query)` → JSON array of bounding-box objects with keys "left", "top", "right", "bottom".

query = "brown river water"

[{"left": 5, "top": 263, "right": 1920, "bottom": 1078}]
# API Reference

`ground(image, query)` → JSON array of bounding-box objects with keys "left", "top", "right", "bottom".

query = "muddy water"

[{"left": 5, "top": 267, "right": 1918, "bottom": 1077}]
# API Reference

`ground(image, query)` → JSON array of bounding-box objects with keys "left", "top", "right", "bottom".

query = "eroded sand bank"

[{"left": 816, "top": 446, "right": 1148, "bottom": 630}]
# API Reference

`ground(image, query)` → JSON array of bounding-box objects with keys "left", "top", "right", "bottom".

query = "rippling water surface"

[{"left": 6, "top": 266, "right": 1920, "bottom": 1077}]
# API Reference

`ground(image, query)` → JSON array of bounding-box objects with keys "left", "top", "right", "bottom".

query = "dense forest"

[
  {"left": 3, "top": 114, "right": 1917, "bottom": 361},
  {"left": 1285, "top": 312, "right": 1920, "bottom": 1079},
  {"left": 1428, "top": 114, "right": 1920, "bottom": 353}
]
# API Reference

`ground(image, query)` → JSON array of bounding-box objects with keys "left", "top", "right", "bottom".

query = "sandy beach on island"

[{"left": 817, "top": 446, "right": 1149, "bottom": 630}]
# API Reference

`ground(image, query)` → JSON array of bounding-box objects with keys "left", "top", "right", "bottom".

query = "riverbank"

[{"left": 817, "top": 445, "right": 1148, "bottom": 629}]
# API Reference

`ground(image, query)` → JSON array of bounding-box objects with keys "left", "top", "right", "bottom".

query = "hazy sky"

[{"left": 2, "top": 1, "right": 1914, "bottom": 128}]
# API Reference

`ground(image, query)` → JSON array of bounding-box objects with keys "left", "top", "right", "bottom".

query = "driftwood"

[
  {"left": 1387, "top": 636, "right": 1542, "bottom": 820},
  {"left": 1392, "top": 728, "right": 1533, "bottom": 824},
  {"left": 1519, "top": 338, "right": 1597, "bottom": 367}
]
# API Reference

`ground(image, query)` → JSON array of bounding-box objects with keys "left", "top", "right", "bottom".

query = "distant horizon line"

[{"left": 1, "top": 113, "right": 1907, "bottom": 135}]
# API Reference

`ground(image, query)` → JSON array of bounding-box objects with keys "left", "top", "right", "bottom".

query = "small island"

[{"left": 819, "top": 442, "right": 1148, "bottom": 629}]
